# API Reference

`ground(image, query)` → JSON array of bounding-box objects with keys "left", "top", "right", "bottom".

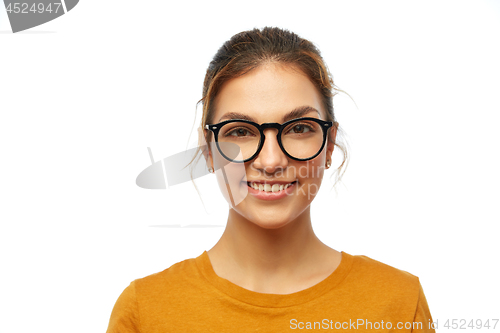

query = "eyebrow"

[{"left": 217, "top": 106, "right": 321, "bottom": 123}]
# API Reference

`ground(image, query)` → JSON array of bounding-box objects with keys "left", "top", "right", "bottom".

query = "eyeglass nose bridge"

[
  {"left": 258, "top": 122, "right": 284, "bottom": 141},
  {"left": 253, "top": 122, "right": 289, "bottom": 161},
  {"left": 259, "top": 122, "right": 282, "bottom": 130}
]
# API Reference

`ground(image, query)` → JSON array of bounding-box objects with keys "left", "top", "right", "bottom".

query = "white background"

[{"left": 1, "top": 1, "right": 499, "bottom": 332}]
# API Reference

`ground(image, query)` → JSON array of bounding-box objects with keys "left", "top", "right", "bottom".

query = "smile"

[
  {"left": 245, "top": 181, "right": 297, "bottom": 201},
  {"left": 247, "top": 181, "right": 296, "bottom": 192}
]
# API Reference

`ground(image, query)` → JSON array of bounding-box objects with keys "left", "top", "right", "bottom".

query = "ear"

[
  {"left": 325, "top": 122, "right": 338, "bottom": 162},
  {"left": 198, "top": 126, "right": 214, "bottom": 170}
]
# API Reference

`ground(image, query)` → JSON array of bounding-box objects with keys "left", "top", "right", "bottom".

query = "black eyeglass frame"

[{"left": 205, "top": 117, "right": 333, "bottom": 163}]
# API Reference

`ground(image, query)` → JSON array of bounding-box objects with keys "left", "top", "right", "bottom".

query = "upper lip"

[{"left": 246, "top": 180, "right": 296, "bottom": 185}]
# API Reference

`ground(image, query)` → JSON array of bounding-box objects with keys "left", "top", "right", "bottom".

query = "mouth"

[{"left": 246, "top": 181, "right": 297, "bottom": 193}]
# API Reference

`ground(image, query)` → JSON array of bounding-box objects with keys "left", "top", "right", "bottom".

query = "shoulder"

[
  {"left": 126, "top": 254, "right": 210, "bottom": 311},
  {"left": 106, "top": 256, "right": 202, "bottom": 332},
  {"left": 345, "top": 253, "right": 422, "bottom": 303},
  {"left": 351, "top": 254, "right": 419, "bottom": 283},
  {"left": 133, "top": 255, "right": 201, "bottom": 294}
]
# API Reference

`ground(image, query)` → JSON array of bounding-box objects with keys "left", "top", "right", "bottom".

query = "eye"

[
  {"left": 291, "top": 124, "right": 309, "bottom": 134},
  {"left": 286, "top": 123, "right": 315, "bottom": 135},
  {"left": 225, "top": 127, "right": 257, "bottom": 137}
]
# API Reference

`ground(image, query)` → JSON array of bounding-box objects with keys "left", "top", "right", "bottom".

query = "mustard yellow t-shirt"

[{"left": 106, "top": 251, "right": 435, "bottom": 332}]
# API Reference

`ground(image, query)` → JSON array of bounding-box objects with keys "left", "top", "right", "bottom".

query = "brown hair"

[{"left": 191, "top": 26, "right": 349, "bottom": 188}]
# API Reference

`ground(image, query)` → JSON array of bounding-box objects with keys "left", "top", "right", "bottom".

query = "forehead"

[{"left": 211, "top": 64, "right": 326, "bottom": 124}]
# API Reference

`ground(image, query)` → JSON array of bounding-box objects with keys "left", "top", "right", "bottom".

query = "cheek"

[
  {"left": 299, "top": 163, "right": 326, "bottom": 202},
  {"left": 295, "top": 157, "right": 326, "bottom": 182},
  {"left": 214, "top": 162, "right": 248, "bottom": 208}
]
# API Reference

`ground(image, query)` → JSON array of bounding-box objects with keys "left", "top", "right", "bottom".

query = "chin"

[
  {"left": 243, "top": 208, "right": 301, "bottom": 230},
  {"left": 250, "top": 219, "right": 292, "bottom": 230}
]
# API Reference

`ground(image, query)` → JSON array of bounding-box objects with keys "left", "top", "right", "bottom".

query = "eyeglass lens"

[{"left": 217, "top": 119, "right": 325, "bottom": 161}]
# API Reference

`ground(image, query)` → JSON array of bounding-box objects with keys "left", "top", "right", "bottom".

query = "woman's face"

[{"left": 207, "top": 63, "right": 336, "bottom": 229}]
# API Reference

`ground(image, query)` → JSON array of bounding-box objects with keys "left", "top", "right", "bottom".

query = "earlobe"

[
  {"left": 206, "top": 151, "right": 214, "bottom": 172},
  {"left": 201, "top": 145, "right": 213, "bottom": 168}
]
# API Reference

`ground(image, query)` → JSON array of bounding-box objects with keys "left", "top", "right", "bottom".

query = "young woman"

[{"left": 107, "top": 27, "right": 435, "bottom": 332}]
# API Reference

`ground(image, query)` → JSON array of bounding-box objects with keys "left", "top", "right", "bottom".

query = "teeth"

[{"left": 249, "top": 182, "right": 294, "bottom": 192}]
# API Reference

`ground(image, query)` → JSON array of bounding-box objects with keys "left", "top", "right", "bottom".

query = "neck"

[{"left": 207, "top": 207, "right": 339, "bottom": 293}]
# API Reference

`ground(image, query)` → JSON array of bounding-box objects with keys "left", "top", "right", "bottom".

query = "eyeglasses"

[{"left": 205, "top": 117, "right": 333, "bottom": 163}]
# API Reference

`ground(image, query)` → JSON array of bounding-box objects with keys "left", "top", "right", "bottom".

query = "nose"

[{"left": 251, "top": 128, "right": 289, "bottom": 174}]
